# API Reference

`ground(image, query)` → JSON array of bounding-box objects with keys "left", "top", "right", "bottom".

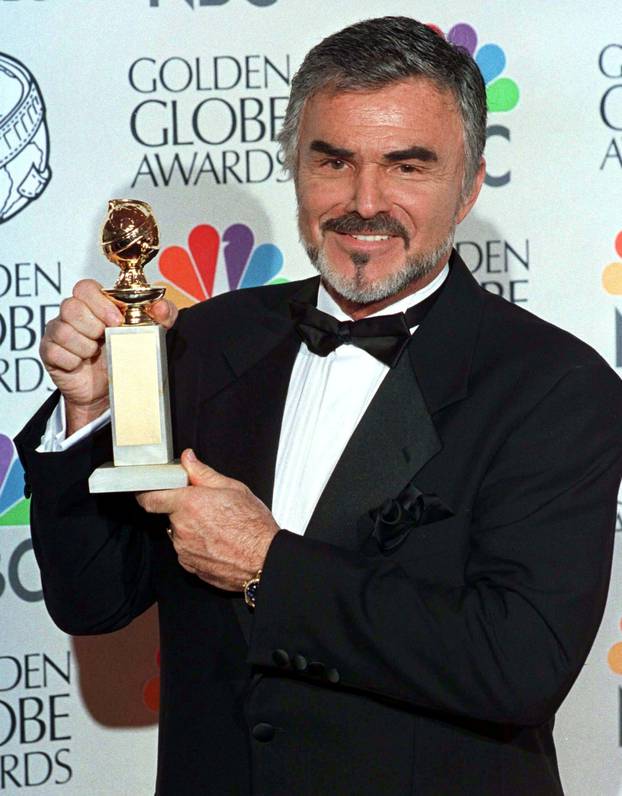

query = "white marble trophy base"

[
  {"left": 88, "top": 323, "right": 187, "bottom": 494},
  {"left": 89, "top": 461, "right": 188, "bottom": 493}
]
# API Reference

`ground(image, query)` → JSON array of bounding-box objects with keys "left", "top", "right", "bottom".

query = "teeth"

[{"left": 351, "top": 234, "right": 391, "bottom": 241}]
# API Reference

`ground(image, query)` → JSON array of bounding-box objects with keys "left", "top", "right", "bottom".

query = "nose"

[{"left": 346, "top": 164, "right": 391, "bottom": 218}]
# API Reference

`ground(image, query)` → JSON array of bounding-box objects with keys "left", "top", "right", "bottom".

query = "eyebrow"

[
  {"left": 309, "top": 140, "right": 355, "bottom": 159},
  {"left": 384, "top": 146, "right": 438, "bottom": 163},
  {"left": 309, "top": 139, "right": 438, "bottom": 164}
]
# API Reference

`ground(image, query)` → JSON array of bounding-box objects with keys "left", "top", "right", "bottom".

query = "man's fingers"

[
  {"left": 72, "top": 279, "right": 124, "bottom": 326},
  {"left": 59, "top": 297, "right": 107, "bottom": 340},
  {"left": 136, "top": 488, "right": 184, "bottom": 515},
  {"left": 44, "top": 319, "right": 101, "bottom": 360},
  {"left": 181, "top": 449, "right": 236, "bottom": 488},
  {"left": 62, "top": 281, "right": 175, "bottom": 335},
  {"left": 148, "top": 299, "right": 178, "bottom": 330},
  {"left": 39, "top": 280, "right": 125, "bottom": 377},
  {"left": 40, "top": 339, "right": 83, "bottom": 373}
]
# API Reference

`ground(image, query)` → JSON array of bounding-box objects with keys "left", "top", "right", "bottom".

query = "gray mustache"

[{"left": 321, "top": 213, "right": 410, "bottom": 246}]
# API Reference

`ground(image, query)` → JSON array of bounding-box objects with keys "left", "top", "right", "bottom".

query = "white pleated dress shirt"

[
  {"left": 40, "top": 265, "right": 449, "bottom": 537},
  {"left": 272, "top": 265, "right": 447, "bottom": 534}
]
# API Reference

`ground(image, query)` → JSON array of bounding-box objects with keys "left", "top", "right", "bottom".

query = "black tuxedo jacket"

[{"left": 16, "top": 255, "right": 622, "bottom": 795}]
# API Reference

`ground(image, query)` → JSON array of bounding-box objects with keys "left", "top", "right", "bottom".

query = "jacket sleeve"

[
  {"left": 14, "top": 391, "right": 159, "bottom": 636},
  {"left": 248, "top": 362, "right": 622, "bottom": 726}
]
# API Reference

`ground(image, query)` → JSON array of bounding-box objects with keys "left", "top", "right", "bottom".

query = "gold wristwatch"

[{"left": 243, "top": 569, "right": 262, "bottom": 609}]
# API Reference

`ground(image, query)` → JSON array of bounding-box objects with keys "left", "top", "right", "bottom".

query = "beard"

[{"left": 301, "top": 211, "right": 455, "bottom": 304}]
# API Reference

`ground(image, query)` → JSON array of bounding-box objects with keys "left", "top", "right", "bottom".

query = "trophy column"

[{"left": 88, "top": 199, "right": 188, "bottom": 494}]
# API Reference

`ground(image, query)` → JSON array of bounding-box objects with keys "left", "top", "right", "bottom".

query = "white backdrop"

[{"left": 1, "top": 1, "right": 621, "bottom": 793}]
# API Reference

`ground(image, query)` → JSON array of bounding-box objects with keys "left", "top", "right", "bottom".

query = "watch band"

[{"left": 243, "top": 569, "right": 262, "bottom": 609}]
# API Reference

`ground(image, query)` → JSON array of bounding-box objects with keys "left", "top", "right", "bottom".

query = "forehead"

[{"left": 299, "top": 78, "right": 464, "bottom": 157}]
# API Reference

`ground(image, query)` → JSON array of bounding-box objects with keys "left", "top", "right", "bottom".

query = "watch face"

[{"left": 244, "top": 575, "right": 261, "bottom": 608}]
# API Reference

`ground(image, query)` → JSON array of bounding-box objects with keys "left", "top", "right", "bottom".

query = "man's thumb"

[
  {"left": 181, "top": 448, "right": 222, "bottom": 486},
  {"left": 149, "top": 298, "right": 178, "bottom": 330}
]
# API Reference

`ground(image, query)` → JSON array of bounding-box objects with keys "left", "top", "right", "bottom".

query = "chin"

[{"left": 309, "top": 246, "right": 448, "bottom": 304}]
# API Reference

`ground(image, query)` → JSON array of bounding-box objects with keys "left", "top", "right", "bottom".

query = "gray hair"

[{"left": 278, "top": 16, "right": 487, "bottom": 195}]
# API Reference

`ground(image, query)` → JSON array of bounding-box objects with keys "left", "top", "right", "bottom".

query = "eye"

[
  {"left": 397, "top": 163, "right": 418, "bottom": 174},
  {"left": 319, "top": 158, "right": 348, "bottom": 171}
]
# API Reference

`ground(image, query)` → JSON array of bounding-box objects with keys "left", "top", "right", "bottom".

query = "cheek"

[
  {"left": 297, "top": 193, "right": 329, "bottom": 240},
  {"left": 299, "top": 176, "right": 350, "bottom": 221},
  {"left": 400, "top": 190, "right": 458, "bottom": 232},
  {"left": 296, "top": 203, "right": 316, "bottom": 244}
]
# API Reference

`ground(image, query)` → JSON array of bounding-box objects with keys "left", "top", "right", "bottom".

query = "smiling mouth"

[
  {"left": 347, "top": 234, "right": 392, "bottom": 242},
  {"left": 321, "top": 212, "right": 411, "bottom": 248}
]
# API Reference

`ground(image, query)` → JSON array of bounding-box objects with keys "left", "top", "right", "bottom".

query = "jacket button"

[
  {"left": 272, "top": 649, "right": 290, "bottom": 668},
  {"left": 307, "top": 661, "right": 325, "bottom": 678},
  {"left": 326, "top": 667, "right": 340, "bottom": 684},
  {"left": 252, "top": 722, "right": 275, "bottom": 742},
  {"left": 292, "top": 653, "right": 307, "bottom": 672}
]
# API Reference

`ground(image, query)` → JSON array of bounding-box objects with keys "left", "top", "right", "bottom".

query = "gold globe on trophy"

[
  {"left": 101, "top": 199, "right": 164, "bottom": 325},
  {"left": 89, "top": 199, "right": 188, "bottom": 494}
]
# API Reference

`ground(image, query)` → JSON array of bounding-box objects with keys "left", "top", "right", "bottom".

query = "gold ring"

[{"left": 166, "top": 527, "right": 174, "bottom": 540}]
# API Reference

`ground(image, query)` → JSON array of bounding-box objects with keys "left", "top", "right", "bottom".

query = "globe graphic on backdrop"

[{"left": 0, "top": 53, "right": 51, "bottom": 224}]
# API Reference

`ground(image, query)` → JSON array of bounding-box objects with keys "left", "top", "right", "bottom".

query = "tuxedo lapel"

[
  {"left": 407, "top": 255, "right": 485, "bottom": 415},
  {"left": 303, "top": 345, "right": 440, "bottom": 550},
  {"left": 304, "top": 254, "right": 485, "bottom": 550},
  {"left": 214, "top": 331, "right": 301, "bottom": 509},
  {"left": 194, "top": 278, "right": 319, "bottom": 508}
]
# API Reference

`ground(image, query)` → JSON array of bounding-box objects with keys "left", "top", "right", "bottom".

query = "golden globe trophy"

[{"left": 88, "top": 199, "right": 188, "bottom": 493}]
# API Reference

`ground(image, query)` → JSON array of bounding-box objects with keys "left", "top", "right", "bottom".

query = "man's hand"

[
  {"left": 39, "top": 279, "right": 178, "bottom": 435},
  {"left": 136, "top": 449, "right": 280, "bottom": 591}
]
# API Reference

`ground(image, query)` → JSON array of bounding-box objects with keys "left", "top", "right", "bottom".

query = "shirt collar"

[{"left": 316, "top": 263, "right": 449, "bottom": 324}]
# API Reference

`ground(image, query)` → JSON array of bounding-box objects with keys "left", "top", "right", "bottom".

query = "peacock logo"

[
  {"left": 601, "top": 230, "right": 622, "bottom": 369},
  {"left": 156, "top": 222, "right": 285, "bottom": 308},
  {"left": 427, "top": 22, "right": 520, "bottom": 187},
  {"left": 608, "top": 618, "right": 622, "bottom": 676},
  {"left": 601, "top": 231, "right": 622, "bottom": 297},
  {"left": 428, "top": 22, "right": 520, "bottom": 112},
  {"left": 0, "top": 434, "right": 29, "bottom": 527}
]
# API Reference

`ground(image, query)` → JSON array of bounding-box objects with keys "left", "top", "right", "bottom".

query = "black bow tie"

[{"left": 289, "top": 289, "right": 439, "bottom": 368}]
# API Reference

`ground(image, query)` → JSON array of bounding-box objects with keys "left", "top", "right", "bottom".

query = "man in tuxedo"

[{"left": 16, "top": 16, "right": 622, "bottom": 796}]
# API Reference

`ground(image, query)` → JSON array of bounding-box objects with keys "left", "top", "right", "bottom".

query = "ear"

[{"left": 455, "top": 158, "right": 486, "bottom": 225}]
